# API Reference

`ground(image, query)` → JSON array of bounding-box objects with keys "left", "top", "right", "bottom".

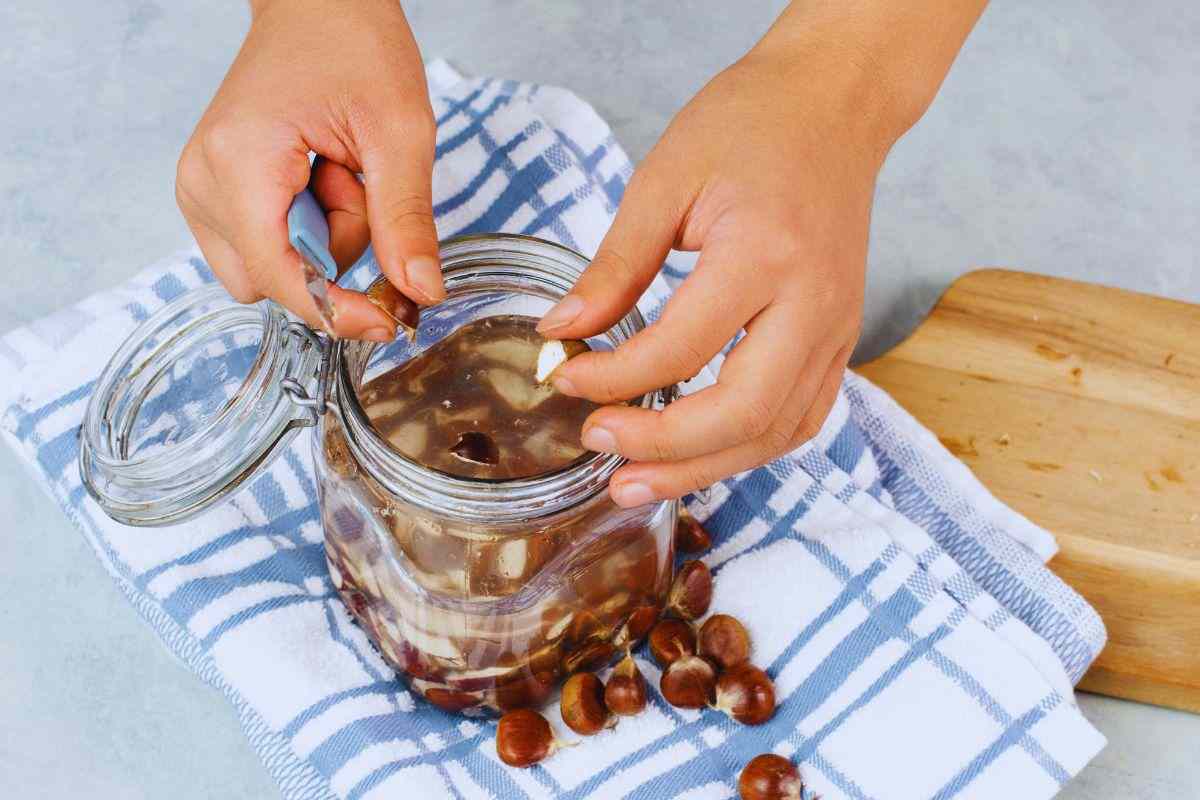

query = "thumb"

[
  {"left": 537, "top": 166, "right": 684, "bottom": 338},
  {"left": 360, "top": 112, "right": 444, "bottom": 305}
]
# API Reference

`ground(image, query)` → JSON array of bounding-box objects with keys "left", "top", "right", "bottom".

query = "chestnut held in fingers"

[
  {"left": 560, "top": 673, "right": 610, "bottom": 736},
  {"left": 714, "top": 664, "right": 776, "bottom": 725},
  {"left": 668, "top": 560, "right": 712, "bottom": 620},
  {"left": 674, "top": 512, "right": 712, "bottom": 554},
  {"left": 660, "top": 655, "right": 717, "bottom": 709},
  {"left": 535, "top": 339, "right": 589, "bottom": 383},
  {"left": 648, "top": 618, "right": 697, "bottom": 668},
  {"left": 698, "top": 614, "right": 751, "bottom": 670},
  {"left": 738, "top": 754, "right": 803, "bottom": 800},
  {"left": 604, "top": 653, "right": 648, "bottom": 716},
  {"left": 496, "top": 709, "right": 563, "bottom": 768}
]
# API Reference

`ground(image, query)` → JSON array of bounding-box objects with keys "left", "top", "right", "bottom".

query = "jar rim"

[{"left": 330, "top": 234, "right": 665, "bottom": 523}]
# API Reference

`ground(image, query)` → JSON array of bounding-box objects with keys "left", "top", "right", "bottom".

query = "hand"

[
  {"left": 538, "top": 14, "right": 949, "bottom": 507},
  {"left": 176, "top": 0, "right": 443, "bottom": 340}
]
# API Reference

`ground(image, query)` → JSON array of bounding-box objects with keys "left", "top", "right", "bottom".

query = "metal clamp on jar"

[{"left": 81, "top": 191, "right": 679, "bottom": 716}]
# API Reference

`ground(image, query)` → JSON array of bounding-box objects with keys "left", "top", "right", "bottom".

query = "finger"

[
  {"left": 579, "top": 302, "right": 827, "bottom": 461},
  {"left": 552, "top": 240, "right": 773, "bottom": 404},
  {"left": 792, "top": 343, "right": 851, "bottom": 444},
  {"left": 222, "top": 159, "right": 397, "bottom": 340},
  {"left": 358, "top": 110, "right": 444, "bottom": 305},
  {"left": 607, "top": 350, "right": 847, "bottom": 507},
  {"left": 536, "top": 162, "right": 686, "bottom": 337},
  {"left": 182, "top": 213, "right": 260, "bottom": 303},
  {"left": 310, "top": 156, "right": 370, "bottom": 273}
]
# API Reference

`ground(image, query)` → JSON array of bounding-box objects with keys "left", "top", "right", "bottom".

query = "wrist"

[{"left": 747, "top": 0, "right": 987, "bottom": 156}]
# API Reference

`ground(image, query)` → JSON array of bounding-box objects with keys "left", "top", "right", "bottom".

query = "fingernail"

[
  {"left": 363, "top": 327, "right": 395, "bottom": 342},
  {"left": 612, "top": 481, "right": 655, "bottom": 508},
  {"left": 404, "top": 256, "right": 445, "bottom": 304},
  {"left": 551, "top": 374, "right": 577, "bottom": 396},
  {"left": 537, "top": 295, "right": 584, "bottom": 333},
  {"left": 581, "top": 425, "right": 617, "bottom": 453}
]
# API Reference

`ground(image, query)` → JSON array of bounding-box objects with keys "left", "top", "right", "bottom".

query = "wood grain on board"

[{"left": 859, "top": 269, "right": 1200, "bottom": 713}]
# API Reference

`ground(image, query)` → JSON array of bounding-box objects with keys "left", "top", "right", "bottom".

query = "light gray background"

[{"left": 1, "top": 1, "right": 1196, "bottom": 798}]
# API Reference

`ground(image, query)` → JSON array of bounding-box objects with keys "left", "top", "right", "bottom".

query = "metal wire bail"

[{"left": 281, "top": 321, "right": 334, "bottom": 424}]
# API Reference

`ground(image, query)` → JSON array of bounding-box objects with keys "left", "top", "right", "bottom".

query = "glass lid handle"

[{"left": 281, "top": 321, "right": 335, "bottom": 424}]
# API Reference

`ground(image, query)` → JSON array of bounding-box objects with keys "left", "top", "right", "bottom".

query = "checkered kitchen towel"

[{"left": 0, "top": 61, "right": 1106, "bottom": 800}]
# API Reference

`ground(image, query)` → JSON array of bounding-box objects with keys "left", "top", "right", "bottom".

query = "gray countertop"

[{"left": 1, "top": 1, "right": 1196, "bottom": 798}]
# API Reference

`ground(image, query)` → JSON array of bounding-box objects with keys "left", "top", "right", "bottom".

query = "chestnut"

[
  {"left": 614, "top": 605, "right": 659, "bottom": 650},
  {"left": 365, "top": 279, "right": 421, "bottom": 340},
  {"left": 714, "top": 664, "right": 776, "bottom": 725},
  {"left": 604, "top": 653, "right": 647, "bottom": 716},
  {"left": 738, "top": 754, "right": 802, "bottom": 800},
  {"left": 496, "top": 709, "right": 564, "bottom": 768},
  {"left": 562, "top": 640, "right": 617, "bottom": 675},
  {"left": 535, "top": 339, "right": 589, "bottom": 383},
  {"left": 560, "top": 673, "right": 611, "bottom": 736},
  {"left": 449, "top": 431, "right": 499, "bottom": 466},
  {"left": 674, "top": 512, "right": 712, "bottom": 554},
  {"left": 423, "top": 687, "right": 479, "bottom": 714},
  {"left": 659, "top": 655, "right": 716, "bottom": 709},
  {"left": 668, "top": 560, "right": 712, "bottom": 620},
  {"left": 697, "top": 614, "right": 751, "bottom": 670},
  {"left": 648, "top": 618, "right": 697, "bottom": 668}
]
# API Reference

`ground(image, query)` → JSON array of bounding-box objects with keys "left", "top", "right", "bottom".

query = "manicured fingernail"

[
  {"left": 582, "top": 425, "right": 617, "bottom": 453},
  {"left": 612, "top": 481, "right": 655, "bottom": 508},
  {"left": 363, "top": 327, "right": 395, "bottom": 342},
  {"left": 537, "top": 295, "right": 584, "bottom": 333},
  {"left": 404, "top": 256, "right": 445, "bottom": 304},
  {"left": 551, "top": 374, "right": 577, "bottom": 396}
]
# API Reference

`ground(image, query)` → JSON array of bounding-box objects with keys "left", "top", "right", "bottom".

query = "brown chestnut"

[
  {"left": 562, "top": 640, "right": 617, "bottom": 675},
  {"left": 697, "top": 614, "right": 751, "bottom": 670},
  {"left": 738, "top": 754, "right": 802, "bottom": 800},
  {"left": 675, "top": 512, "right": 712, "bottom": 554},
  {"left": 560, "top": 673, "right": 611, "bottom": 735},
  {"left": 714, "top": 664, "right": 776, "bottom": 725},
  {"left": 604, "top": 653, "right": 647, "bottom": 716},
  {"left": 668, "top": 560, "right": 712, "bottom": 620},
  {"left": 365, "top": 279, "right": 421, "bottom": 340},
  {"left": 496, "top": 709, "right": 563, "bottom": 767},
  {"left": 495, "top": 670, "right": 557, "bottom": 712},
  {"left": 535, "top": 339, "right": 589, "bottom": 383},
  {"left": 422, "top": 687, "right": 479, "bottom": 713},
  {"left": 659, "top": 655, "right": 716, "bottom": 709},
  {"left": 449, "top": 431, "right": 499, "bottom": 466},
  {"left": 648, "top": 618, "right": 697, "bottom": 668},
  {"left": 614, "top": 605, "right": 659, "bottom": 650}
]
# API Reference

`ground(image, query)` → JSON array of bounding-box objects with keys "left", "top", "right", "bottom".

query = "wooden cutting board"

[{"left": 858, "top": 269, "right": 1200, "bottom": 713}]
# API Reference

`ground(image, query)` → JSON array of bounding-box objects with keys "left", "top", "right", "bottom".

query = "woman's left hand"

[{"left": 537, "top": 31, "right": 919, "bottom": 507}]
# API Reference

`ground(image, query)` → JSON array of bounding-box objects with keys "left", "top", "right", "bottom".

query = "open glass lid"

[{"left": 79, "top": 284, "right": 322, "bottom": 526}]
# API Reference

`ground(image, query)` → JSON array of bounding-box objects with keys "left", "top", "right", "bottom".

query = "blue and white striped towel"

[{"left": 0, "top": 61, "right": 1106, "bottom": 800}]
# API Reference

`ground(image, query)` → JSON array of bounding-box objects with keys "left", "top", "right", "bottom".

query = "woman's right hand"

[{"left": 176, "top": 0, "right": 443, "bottom": 341}]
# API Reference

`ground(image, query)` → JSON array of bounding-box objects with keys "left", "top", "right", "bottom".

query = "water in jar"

[{"left": 318, "top": 314, "right": 675, "bottom": 715}]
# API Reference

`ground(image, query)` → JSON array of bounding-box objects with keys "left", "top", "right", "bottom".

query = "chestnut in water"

[
  {"left": 449, "top": 431, "right": 500, "bottom": 466},
  {"left": 714, "top": 664, "right": 776, "bottom": 725},
  {"left": 668, "top": 560, "right": 712, "bottom": 620},
  {"left": 614, "top": 605, "right": 659, "bottom": 650},
  {"left": 660, "top": 655, "right": 716, "bottom": 709},
  {"left": 496, "top": 709, "right": 564, "bottom": 767},
  {"left": 648, "top": 618, "right": 696, "bottom": 668},
  {"left": 697, "top": 614, "right": 751, "bottom": 670},
  {"left": 560, "top": 673, "right": 610, "bottom": 736},
  {"left": 604, "top": 653, "right": 647, "bottom": 716},
  {"left": 738, "top": 754, "right": 802, "bottom": 800}
]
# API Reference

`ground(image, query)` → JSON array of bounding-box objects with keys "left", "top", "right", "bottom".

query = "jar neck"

[{"left": 331, "top": 234, "right": 659, "bottom": 524}]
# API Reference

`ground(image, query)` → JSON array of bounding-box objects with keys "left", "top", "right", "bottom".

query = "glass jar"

[{"left": 81, "top": 234, "right": 678, "bottom": 716}]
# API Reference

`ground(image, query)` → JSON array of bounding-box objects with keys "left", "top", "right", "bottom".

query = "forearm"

[{"left": 750, "top": 0, "right": 989, "bottom": 149}]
